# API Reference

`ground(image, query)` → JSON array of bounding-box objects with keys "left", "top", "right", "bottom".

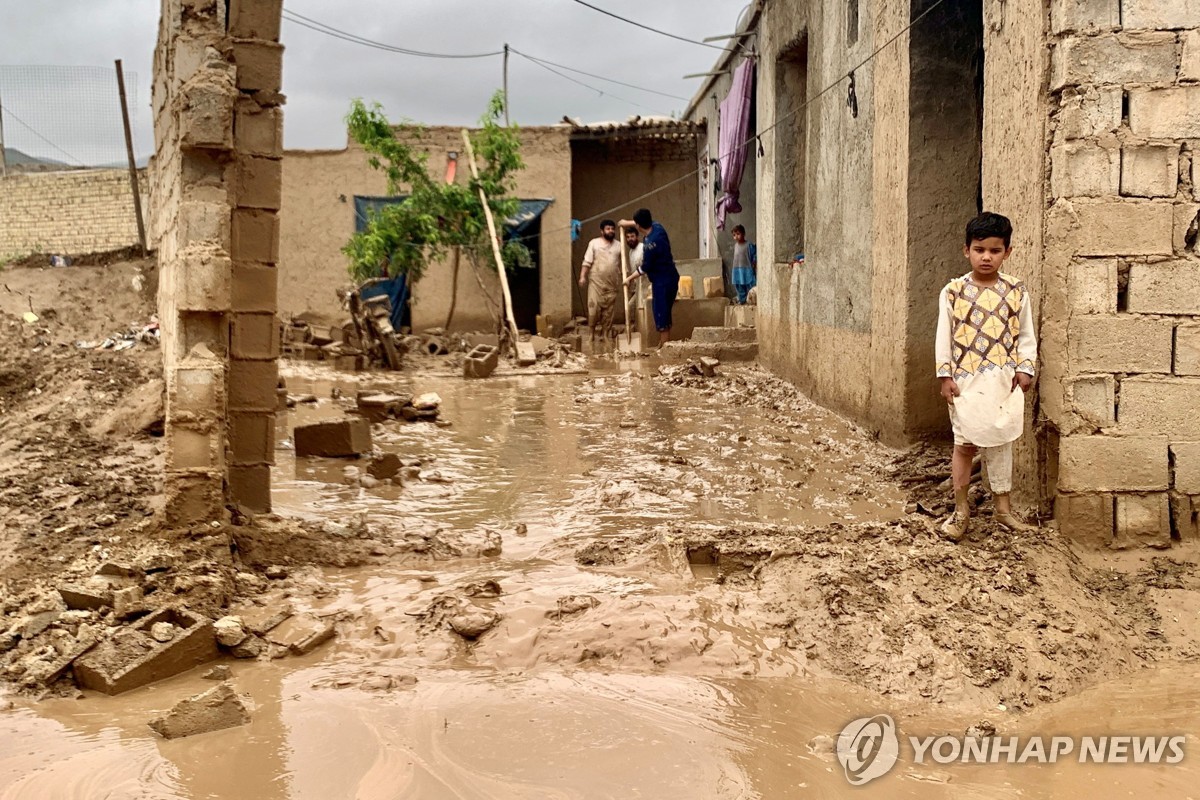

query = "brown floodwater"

[{"left": 2, "top": 362, "right": 1198, "bottom": 798}]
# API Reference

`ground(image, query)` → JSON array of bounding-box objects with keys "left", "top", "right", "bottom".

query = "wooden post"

[
  {"left": 115, "top": 60, "right": 147, "bottom": 256},
  {"left": 0, "top": 90, "right": 7, "bottom": 178},
  {"left": 461, "top": 129, "right": 534, "bottom": 365},
  {"left": 503, "top": 44, "right": 511, "bottom": 126},
  {"left": 619, "top": 233, "right": 632, "bottom": 346}
]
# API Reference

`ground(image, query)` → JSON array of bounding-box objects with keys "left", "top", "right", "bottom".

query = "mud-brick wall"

[
  {"left": 1046, "top": 0, "right": 1200, "bottom": 548},
  {"left": 150, "top": 0, "right": 284, "bottom": 521},
  {"left": 0, "top": 169, "right": 148, "bottom": 259}
]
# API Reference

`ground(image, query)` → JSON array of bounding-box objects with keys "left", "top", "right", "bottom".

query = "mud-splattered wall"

[
  {"left": 149, "top": 0, "right": 284, "bottom": 520},
  {"left": 1045, "top": 0, "right": 1200, "bottom": 547},
  {"left": 0, "top": 169, "right": 148, "bottom": 260}
]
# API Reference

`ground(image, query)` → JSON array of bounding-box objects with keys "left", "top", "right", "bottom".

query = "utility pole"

[
  {"left": 0, "top": 90, "right": 8, "bottom": 178},
  {"left": 503, "top": 44, "right": 510, "bottom": 126},
  {"left": 114, "top": 60, "right": 147, "bottom": 255}
]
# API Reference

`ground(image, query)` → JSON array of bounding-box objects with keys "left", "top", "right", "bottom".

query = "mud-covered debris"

[
  {"left": 699, "top": 357, "right": 720, "bottom": 377},
  {"left": 230, "top": 636, "right": 265, "bottom": 659},
  {"left": 235, "top": 602, "right": 293, "bottom": 636},
  {"left": 807, "top": 735, "right": 835, "bottom": 757},
  {"left": 430, "top": 528, "right": 502, "bottom": 559},
  {"left": 462, "top": 579, "right": 502, "bottom": 598},
  {"left": 58, "top": 582, "right": 112, "bottom": 611},
  {"left": 514, "top": 523, "right": 528, "bottom": 537},
  {"left": 110, "top": 586, "right": 144, "bottom": 620},
  {"left": 264, "top": 613, "right": 335, "bottom": 656},
  {"left": 265, "top": 565, "right": 288, "bottom": 580},
  {"left": 74, "top": 609, "right": 219, "bottom": 695},
  {"left": 412, "top": 392, "right": 441, "bottom": 411},
  {"left": 294, "top": 418, "right": 372, "bottom": 458},
  {"left": 213, "top": 616, "right": 248, "bottom": 648},
  {"left": 547, "top": 595, "right": 600, "bottom": 619},
  {"left": 356, "top": 392, "right": 409, "bottom": 421},
  {"left": 966, "top": 720, "right": 997, "bottom": 738},
  {"left": 202, "top": 665, "right": 232, "bottom": 681},
  {"left": 149, "top": 623, "right": 176, "bottom": 643},
  {"left": 367, "top": 453, "right": 403, "bottom": 480},
  {"left": 148, "top": 682, "right": 250, "bottom": 739},
  {"left": 447, "top": 607, "right": 500, "bottom": 640}
]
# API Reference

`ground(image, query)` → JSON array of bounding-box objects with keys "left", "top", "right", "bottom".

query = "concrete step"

[
  {"left": 657, "top": 341, "right": 758, "bottom": 362},
  {"left": 691, "top": 326, "right": 757, "bottom": 344},
  {"left": 724, "top": 305, "right": 756, "bottom": 328}
]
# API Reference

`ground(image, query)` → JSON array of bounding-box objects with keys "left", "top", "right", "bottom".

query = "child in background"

[{"left": 730, "top": 224, "right": 757, "bottom": 305}]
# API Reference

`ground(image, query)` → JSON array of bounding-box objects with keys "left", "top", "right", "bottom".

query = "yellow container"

[{"left": 677, "top": 276, "right": 694, "bottom": 299}]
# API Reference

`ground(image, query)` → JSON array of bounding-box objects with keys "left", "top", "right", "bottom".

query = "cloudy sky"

[{"left": 0, "top": 1, "right": 746, "bottom": 165}]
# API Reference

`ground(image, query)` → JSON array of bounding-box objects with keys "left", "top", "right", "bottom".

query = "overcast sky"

[{"left": 0, "top": 1, "right": 746, "bottom": 165}]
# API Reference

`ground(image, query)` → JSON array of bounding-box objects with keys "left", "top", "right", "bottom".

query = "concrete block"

[
  {"left": 178, "top": 77, "right": 236, "bottom": 152},
  {"left": 1067, "top": 259, "right": 1118, "bottom": 314},
  {"left": 234, "top": 100, "right": 283, "bottom": 158},
  {"left": 703, "top": 276, "right": 725, "bottom": 298},
  {"left": 294, "top": 418, "right": 372, "bottom": 458},
  {"left": 178, "top": 200, "right": 231, "bottom": 250},
  {"left": 232, "top": 40, "right": 284, "bottom": 93},
  {"left": 171, "top": 366, "right": 224, "bottom": 414},
  {"left": 1172, "top": 493, "right": 1200, "bottom": 539},
  {"left": 1129, "top": 88, "right": 1200, "bottom": 139},
  {"left": 1121, "top": 0, "right": 1200, "bottom": 29},
  {"left": 230, "top": 312, "right": 281, "bottom": 359},
  {"left": 1072, "top": 202, "right": 1173, "bottom": 256},
  {"left": 1059, "top": 435, "right": 1170, "bottom": 491},
  {"left": 228, "top": 465, "right": 271, "bottom": 513},
  {"left": 59, "top": 581, "right": 114, "bottom": 611},
  {"left": 1183, "top": 31, "right": 1200, "bottom": 82},
  {"left": 178, "top": 312, "right": 229, "bottom": 359},
  {"left": 231, "top": 208, "right": 279, "bottom": 264},
  {"left": 367, "top": 453, "right": 403, "bottom": 480},
  {"left": 692, "top": 326, "right": 757, "bottom": 344},
  {"left": 335, "top": 354, "right": 364, "bottom": 372},
  {"left": 167, "top": 425, "right": 223, "bottom": 471},
  {"left": 1176, "top": 324, "right": 1200, "bottom": 375},
  {"left": 1121, "top": 145, "right": 1180, "bottom": 198},
  {"left": 1120, "top": 377, "right": 1200, "bottom": 437},
  {"left": 149, "top": 681, "right": 250, "bottom": 739},
  {"left": 229, "top": 412, "right": 274, "bottom": 465},
  {"left": 264, "top": 613, "right": 335, "bottom": 655},
  {"left": 74, "top": 609, "right": 220, "bottom": 695},
  {"left": 232, "top": 155, "right": 282, "bottom": 211},
  {"left": 228, "top": 359, "right": 278, "bottom": 411},
  {"left": 1068, "top": 315, "right": 1173, "bottom": 373},
  {"left": 1051, "top": 142, "right": 1119, "bottom": 198},
  {"left": 1127, "top": 263, "right": 1200, "bottom": 314},
  {"left": 1114, "top": 493, "right": 1172, "bottom": 549},
  {"left": 1050, "top": 32, "right": 1178, "bottom": 90},
  {"left": 725, "top": 304, "right": 756, "bottom": 327},
  {"left": 1055, "top": 492, "right": 1115, "bottom": 548},
  {"left": 1057, "top": 87, "right": 1122, "bottom": 139},
  {"left": 463, "top": 344, "right": 500, "bottom": 379},
  {"left": 229, "top": 0, "right": 283, "bottom": 40},
  {"left": 1172, "top": 443, "right": 1200, "bottom": 493},
  {"left": 355, "top": 392, "right": 409, "bottom": 421},
  {"left": 1067, "top": 375, "right": 1117, "bottom": 426},
  {"left": 1050, "top": 0, "right": 1120, "bottom": 33},
  {"left": 231, "top": 264, "right": 277, "bottom": 312},
  {"left": 1175, "top": 203, "right": 1200, "bottom": 252}
]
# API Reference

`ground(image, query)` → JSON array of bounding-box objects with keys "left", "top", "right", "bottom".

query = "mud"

[{"left": 2, "top": 260, "right": 1200, "bottom": 797}]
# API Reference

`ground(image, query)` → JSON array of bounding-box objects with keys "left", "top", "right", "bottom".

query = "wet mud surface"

[{"left": 3, "top": 264, "right": 1200, "bottom": 797}]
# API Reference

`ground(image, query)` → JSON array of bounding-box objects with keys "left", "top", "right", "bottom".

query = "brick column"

[{"left": 151, "top": 0, "right": 283, "bottom": 522}]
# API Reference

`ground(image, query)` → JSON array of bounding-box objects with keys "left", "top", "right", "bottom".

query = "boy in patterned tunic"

[{"left": 935, "top": 212, "right": 1038, "bottom": 541}]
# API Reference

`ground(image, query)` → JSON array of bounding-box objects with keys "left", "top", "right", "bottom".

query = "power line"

[
  {"left": 281, "top": 10, "right": 503, "bottom": 59},
  {"left": 511, "top": 50, "right": 656, "bottom": 111},
  {"left": 1, "top": 106, "right": 85, "bottom": 166},
  {"left": 509, "top": 48, "right": 688, "bottom": 101},
  {"left": 565, "top": 0, "right": 726, "bottom": 50},
  {"left": 536, "top": 0, "right": 950, "bottom": 237}
]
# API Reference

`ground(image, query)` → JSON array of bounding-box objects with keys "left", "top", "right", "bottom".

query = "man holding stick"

[{"left": 620, "top": 208, "right": 679, "bottom": 345}]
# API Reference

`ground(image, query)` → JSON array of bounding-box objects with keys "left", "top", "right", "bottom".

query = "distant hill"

[{"left": 1, "top": 147, "right": 149, "bottom": 172}]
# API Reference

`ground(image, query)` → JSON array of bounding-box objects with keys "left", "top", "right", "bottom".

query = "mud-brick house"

[
  {"left": 277, "top": 119, "right": 701, "bottom": 334},
  {"left": 686, "top": 0, "right": 1200, "bottom": 547}
]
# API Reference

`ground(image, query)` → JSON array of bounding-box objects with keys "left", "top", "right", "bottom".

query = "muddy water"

[{"left": 3, "top": 364, "right": 1200, "bottom": 798}]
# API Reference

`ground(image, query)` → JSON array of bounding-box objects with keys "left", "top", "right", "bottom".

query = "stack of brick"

[
  {"left": 149, "top": 0, "right": 283, "bottom": 522},
  {"left": 1047, "top": 0, "right": 1200, "bottom": 548}
]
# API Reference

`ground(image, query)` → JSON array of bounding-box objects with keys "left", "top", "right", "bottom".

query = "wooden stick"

[
  {"left": 619, "top": 233, "right": 632, "bottom": 345},
  {"left": 461, "top": 129, "right": 528, "bottom": 362}
]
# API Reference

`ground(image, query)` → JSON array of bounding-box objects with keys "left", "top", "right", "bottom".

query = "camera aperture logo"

[{"left": 836, "top": 715, "right": 900, "bottom": 785}]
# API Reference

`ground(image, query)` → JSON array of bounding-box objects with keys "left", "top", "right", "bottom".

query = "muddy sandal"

[
  {"left": 994, "top": 512, "right": 1037, "bottom": 533},
  {"left": 939, "top": 511, "right": 969, "bottom": 542}
]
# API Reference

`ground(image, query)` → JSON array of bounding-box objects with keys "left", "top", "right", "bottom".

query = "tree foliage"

[{"left": 342, "top": 91, "right": 531, "bottom": 284}]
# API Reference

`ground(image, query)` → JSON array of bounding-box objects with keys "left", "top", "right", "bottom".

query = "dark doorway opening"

[
  {"left": 775, "top": 37, "right": 808, "bottom": 264},
  {"left": 507, "top": 217, "right": 541, "bottom": 332}
]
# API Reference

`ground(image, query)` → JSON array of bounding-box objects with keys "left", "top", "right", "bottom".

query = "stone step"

[
  {"left": 657, "top": 341, "right": 759, "bottom": 362},
  {"left": 691, "top": 326, "right": 757, "bottom": 344}
]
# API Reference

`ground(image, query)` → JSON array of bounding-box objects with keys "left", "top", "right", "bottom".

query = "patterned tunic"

[{"left": 935, "top": 272, "right": 1037, "bottom": 447}]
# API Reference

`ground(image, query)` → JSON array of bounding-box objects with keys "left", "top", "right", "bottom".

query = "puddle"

[{"left": 3, "top": 362, "right": 1198, "bottom": 798}]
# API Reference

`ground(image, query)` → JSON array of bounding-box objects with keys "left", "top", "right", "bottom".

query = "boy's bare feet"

[
  {"left": 940, "top": 511, "right": 969, "bottom": 542},
  {"left": 994, "top": 511, "right": 1037, "bottom": 532}
]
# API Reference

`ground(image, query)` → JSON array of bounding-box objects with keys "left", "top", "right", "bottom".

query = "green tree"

[{"left": 342, "top": 91, "right": 531, "bottom": 329}]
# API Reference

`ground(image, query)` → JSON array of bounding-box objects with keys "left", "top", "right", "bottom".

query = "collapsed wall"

[
  {"left": 1046, "top": 0, "right": 1200, "bottom": 547},
  {"left": 149, "top": 0, "right": 284, "bottom": 520}
]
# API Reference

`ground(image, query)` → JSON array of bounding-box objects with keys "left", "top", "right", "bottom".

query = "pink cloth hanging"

[{"left": 715, "top": 57, "right": 756, "bottom": 231}]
